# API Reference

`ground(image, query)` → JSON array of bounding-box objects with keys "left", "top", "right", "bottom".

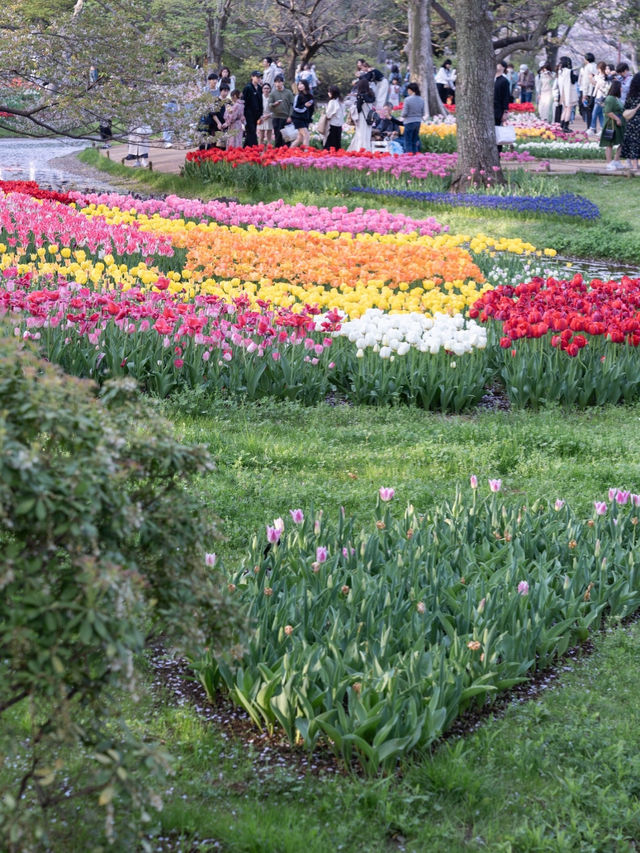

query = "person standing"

[
  {"left": 494, "top": 62, "right": 511, "bottom": 152},
  {"left": 517, "top": 64, "right": 535, "bottom": 103},
  {"left": 616, "top": 62, "right": 632, "bottom": 102},
  {"left": 242, "top": 70, "right": 263, "bottom": 146},
  {"left": 578, "top": 53, "right": 597, "bottom": 127},
  {"left": 620, "top": 72, "right": 640, "bottom": 171},
  {"left": 222, "top": 89, "right": 245, "bottom": 149},
  {"left": 348, "top": 77, "right": 376, "bottom": 151},
  {"left": 262, "top": 57, "right": 278, "bottom": 88},
  {"left": 401, "top": 82, "right": 425, "bottom": 153},
  {"left": 600, "top": 79, "right": 626, "bottom": 170},
  {"left": 269, "top": 74, "right": 294, "bottom": 146},
  {"left": 323, "top": 85, "right": 345, "bottom": 150},
  {"left": 536, "top": 63, "right": 555, "bottom": 123},
  {"left": 557, "top": 56, "right": 578, "bottom": 131},
  {"left": 257, "top": 82, "right": 274, "bottom": 146},
  {"left": 435, "top": 60, "right": 455, "bottom": 105},
  {"left": 588, "top": 62, "right": 609, "bottom": 133},
  {"left": 494, "top": 63, "right": 511, "bottom": 125},
  {"left": 219, "top": 66, "right": 236, "bottom": 93}
]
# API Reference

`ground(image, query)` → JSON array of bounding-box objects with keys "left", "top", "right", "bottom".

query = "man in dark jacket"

[
  {"left": 493, "top": 61, "right": 512, "bottom": 153},
  {"left": 494, "top": 62, "right": 511, "bottom": 126},
  {"left": 242, "top": 71, "right": 263, "bottom": 147}
]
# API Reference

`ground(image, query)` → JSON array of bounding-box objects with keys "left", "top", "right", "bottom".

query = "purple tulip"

[{"left": 289, "top": 508, "right": 304, "bottom": 524}]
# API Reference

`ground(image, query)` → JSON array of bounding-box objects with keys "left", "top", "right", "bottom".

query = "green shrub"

[{"left": 0, "top": 330, "right": 238, "bottom": 851}]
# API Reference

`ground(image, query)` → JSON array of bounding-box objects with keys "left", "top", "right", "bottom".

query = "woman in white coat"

[
  {"left": 347, "top": 78, "right": 376, "bottom": 151},
  {"left": 557, "top": 56, "right": 578, "bottom": 131}
]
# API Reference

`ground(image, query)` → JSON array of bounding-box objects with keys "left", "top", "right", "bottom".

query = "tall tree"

[
  {"left": 256, "top": 0, "right": 373, "bottom": 82},
  {"left": 407, "top": 0, "right": 446, "bottom": 116},
  {"left": 0, "top": 0, "right": 197, "bottom": 140},
  {"left": 449, "top": 0, "right": 503, "bottom": 190}
]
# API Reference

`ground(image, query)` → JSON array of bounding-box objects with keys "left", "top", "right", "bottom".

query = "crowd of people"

[
  {"left": 196, "top": 56, "right": 426, "bottom": 155},
  {"left": 119, "top": 49, "right": 638, "bottom": 168},
  {"left": 491, "top": 54, "right": 639, "bottom": 169}
]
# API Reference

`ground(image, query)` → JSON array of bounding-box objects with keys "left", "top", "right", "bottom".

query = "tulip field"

[
  {"left": 2, "top": 179, "right": 640, "bottom": 410},
  {"left": 4, "top": 157, "right": 640, "bottom": 849}
]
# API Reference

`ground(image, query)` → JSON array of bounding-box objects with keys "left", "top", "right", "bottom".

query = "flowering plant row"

[
  {"left": 70, "top": 192, "right": 447, "bottom": 237},
  {"left": 352, "top": 187, "right": 600, "bottom": 220},
  {"left": 183, "top": 144, "right": 535, "bottom": 189},
  {"left": 198, "top": 482, "right": 640, "bottom": 773},
  {"left": 472, "top": 274, "right": 640, "bottom": 407},
  {"left": 0, "top": 180, "right": 74, "bottom": 205}
]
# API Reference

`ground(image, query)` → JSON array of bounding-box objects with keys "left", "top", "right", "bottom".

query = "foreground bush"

[
  {"left": 199, "top": 484, "right": 640, "bottom": 774},
  {"left": 0, "top": 330, "right": 237, "bottom": 851}
]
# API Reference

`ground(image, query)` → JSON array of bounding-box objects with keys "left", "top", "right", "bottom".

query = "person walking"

[
  {"left": 268, "top": 75, "right": 294, "bottom": 147},
  {"left": 401, "top": 82, "right": 425, "bottom": 153},
  {"left": 323, "top": 85, "right": 345, "bottom": 150},
  {"left": 242, "top": 70, "right": 263, "bottom": 147},
  {"left": 290, "top": 80, "right": 315, "bottom": 148},
  {"left": 588, "top": 62, "right": 609, "bottom": 134}
]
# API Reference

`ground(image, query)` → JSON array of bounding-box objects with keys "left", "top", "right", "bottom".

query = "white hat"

[{"left": 520, "top": 64, "right": 528, "bottom": 72}]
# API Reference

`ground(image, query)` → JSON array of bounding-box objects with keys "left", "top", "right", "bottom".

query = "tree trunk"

[
  {"left": 407, "top": 0, "right": 446, "bottom": 117},
  {"left": 450, "top": 0, "right": 504, "bottom": 190},
  {"left": 544, "top": 26, "right": 560, "bottom": 69},
  {"left": 205, "top": 1, "right": 231, "bottom": 69}
]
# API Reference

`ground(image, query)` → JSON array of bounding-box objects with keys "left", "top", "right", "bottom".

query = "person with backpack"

[{"left": 348, "top": 78, "right": 376, "bottom": 151}]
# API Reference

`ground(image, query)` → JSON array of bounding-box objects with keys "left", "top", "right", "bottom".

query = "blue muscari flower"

[{"left": 349, "top": 188, "right": 600, "bottom": 220}]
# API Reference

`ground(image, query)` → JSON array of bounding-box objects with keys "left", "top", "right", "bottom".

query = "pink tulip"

[
  {"left": 379, "top": 487, "right": 395, "bottom": 502},
  {"left": 554, "top": 499, "right": 565, "bottom": 511},
  {"left": 266, "top": 525, "right": 282, "bottom": 544},
  {"left": 289, "top": 509, "right": 304, "bottom": 524},
  {"left": 469, "top": 475, "right": 478, "bottom": 489},
  {"left": 204, "top": 552, "right": 217, "bottom": 567},
  {"left": 517, "top": 580, "right": 529, "bottom": 596},
  {"left": 488, "top": 479, "right": 502, "bottom": 493},
  {"left": 594, "top": 501, "right": 607, "bottom": 515},
  {"left": 316, "top": 546, "right": 328, "bottom": 563}
]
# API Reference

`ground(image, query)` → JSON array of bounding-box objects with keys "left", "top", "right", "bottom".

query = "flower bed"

[
  {"left": 198, "top": 482, "right": 640, "bottom": 773},
  {"left": 70, "top": 192, "right": 447, "bottom": 237},
  {"left": 0, "top": 180, "right": 75, "bottom": 205},
  {"left": 351, "top": 187, "right": 600, "bottom": 220},
  {"left": 183, "top": 144, "right": 535, "bottom": 187},
  {"left": 471, "top": 274, "right": 640, "bottom": 407}
]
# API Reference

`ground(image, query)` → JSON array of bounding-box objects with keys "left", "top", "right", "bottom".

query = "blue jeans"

[
  {"left": 403, "top": 122, "right": 420, "bottom": 153},
  {"left": 521, "top": 89, "right": 533, "bottom": 103},
  {"left": 590, "top": 101, "right": 604, "bottom": 131}
]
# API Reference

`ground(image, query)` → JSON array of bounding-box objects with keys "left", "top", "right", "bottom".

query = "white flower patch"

[{"left": 332, "top": 309, "right": 487, "bottom": 357}]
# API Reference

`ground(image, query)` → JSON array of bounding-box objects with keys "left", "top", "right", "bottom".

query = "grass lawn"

[{"left": 5, "top": 150, "right": 640, "bottom": 851}]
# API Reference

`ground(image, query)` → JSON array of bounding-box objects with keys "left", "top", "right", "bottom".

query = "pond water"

[
  {"left": 0, "top": 138, "right": 115, "bottom": 190},
  {"left": 557, "top": 256, "right": 640, "bottom": 281}
]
